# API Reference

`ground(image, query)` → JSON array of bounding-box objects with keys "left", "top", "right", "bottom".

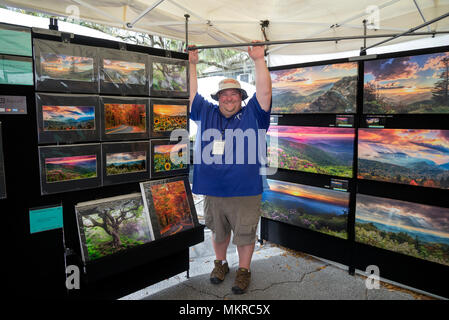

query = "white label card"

[{"left": 212, "top": 140, "right": 225, "bottom": 155}]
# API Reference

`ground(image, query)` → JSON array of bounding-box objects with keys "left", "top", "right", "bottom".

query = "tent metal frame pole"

[
  {"left": 361, "top": 11, "right": 449, "bottom": 52},
  {"left": 187, "top": 30, "right": 449, "bottom": 51},
  {"left": 126, "top": 0, "right": 166, "bottom": 28}
]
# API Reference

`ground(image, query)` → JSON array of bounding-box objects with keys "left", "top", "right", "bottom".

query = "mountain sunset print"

[
  {"left": 271, "top": 62, "right": 358, "bottom": 113},
  {"left": 364, "top": 51, "right": 449, "bottom": 113},
  {"left": 358, "top": 129, "right": 449, "bottom": 189}
]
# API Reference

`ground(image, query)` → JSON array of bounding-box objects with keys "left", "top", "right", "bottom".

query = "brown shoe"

[
  {"left": 210, "top": 260, "right": 229, "bottom": 284},
  {"left": 232, "top": 268, "right": 251, "bottom": 294}
]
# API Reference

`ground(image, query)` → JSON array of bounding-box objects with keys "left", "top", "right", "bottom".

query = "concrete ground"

[{"left": 120, "top": 194, "right": 443, "bottom": 301}]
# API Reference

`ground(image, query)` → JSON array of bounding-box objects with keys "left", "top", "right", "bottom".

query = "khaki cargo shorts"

[{"left": 204, "top": 194, "right": 262, "bottom": 246}]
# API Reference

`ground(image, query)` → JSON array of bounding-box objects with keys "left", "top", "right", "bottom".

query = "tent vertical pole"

[{"left": 185, "top": 14, "right": 190, "bottom": 51}]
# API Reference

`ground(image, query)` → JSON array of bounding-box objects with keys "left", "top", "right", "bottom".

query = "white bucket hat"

[{"left": 211, "top": 78, "right": 248, "bottom": 101}]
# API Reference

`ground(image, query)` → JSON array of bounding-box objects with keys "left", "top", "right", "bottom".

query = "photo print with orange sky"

[
  {"left": 364, "top": 51, "right": 449, "bottom": 114},
  {"left": 41, "top": 53, "right": 94, "bottom": 82},
  {"left": 103, "top": 59, "right": 146, "bottom": 85},
  {"left": 153, "top": 143, "right": 187, "bottom": 172},
  {"left": 262, "top": 179, "right": 349, "bottom": 239},
  {"left": 358, "top": 129, "right": 449, "bottom": 189},
  {"left": 270, "top": 62, "right": 358, "bottom": 113},
  {"left": 43, "top": 105, "right": 95, "bottom": 131},
  {"left": 153, "top": 104, "right": 187, "bottom": 132}
]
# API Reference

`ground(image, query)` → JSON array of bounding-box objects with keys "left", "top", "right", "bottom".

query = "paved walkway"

[{"left": 120, "top": 195, "right": 441, "bottom": 301}]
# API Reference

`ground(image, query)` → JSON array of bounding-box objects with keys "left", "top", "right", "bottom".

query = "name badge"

[{"left": 212, "top": 140, "right": 225, "bottom": 155}]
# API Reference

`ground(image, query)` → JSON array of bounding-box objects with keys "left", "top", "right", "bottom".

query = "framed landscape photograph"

[
  {"left": 38, "top": 143, "right": 102, "bottom": 195},
  {"left": 267, "top": 125, "right": 355, "bottom": 178},
  {"left": 36, "top": 93, "right": 100, "bottom": 144},
  {"left": 33, "top": 39, "right": 98, "bottom": 93},
  {"left": 356, "top": 193, "right": 449, "bottom": 266},
  {"left": 358, "top": 128, "right": 449, "bottom": 189},
  {"left": 262, "top": 179, "right": 349, "bottom": 239},
  {"left": 149, "top": 55, "right": 189, "bottom": 98},
  {"left": 99, "top": 47, "right": 148, "bottom": 96},
  {"left": 101, "top": 141, "right": 150, "bottom": 186},
  {"left": 364, "top": 50, "right": 449, "bottom": 114},
  {"left": 140, "top": 176, "right": 198, "bottom": 239},
  {"left": 0, "top": 122, "right": 6, "bottom": 199},
  {"left": 100, "top": 96, "right": 150, "bottom": 141},
  {"left": 150, "top": 98, "right": 189, "bottom": 138},
  {"left": 75, "top": 192, "right": 154, "bottom": 263},
  {"left": 270, "top": 61, "right": 358, "bottom": 114},
  {"left": 150, "top": 139, "right": 189, "bottom": 178}
]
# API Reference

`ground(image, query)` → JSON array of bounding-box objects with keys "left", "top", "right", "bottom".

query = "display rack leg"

[{"left": 186, "top": 270, "right": 190, "bottom": 279}]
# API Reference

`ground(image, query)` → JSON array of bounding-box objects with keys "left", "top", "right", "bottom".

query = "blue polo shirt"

[{"left": 190, "top": 93, "right": 271, "bottom": 197}]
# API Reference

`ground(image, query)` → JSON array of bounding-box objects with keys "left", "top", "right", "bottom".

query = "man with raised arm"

[{"left": 189, "top": 42, "right": 272, "bottom": 294}]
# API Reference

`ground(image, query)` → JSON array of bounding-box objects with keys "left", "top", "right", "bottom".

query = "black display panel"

[
  {"left": 33, "top": 39, "right": 99, "bottom": 93},
  {"left": 270, "top": 60, "right": 358, "bottom": 114},
  {"left": 38, "top": 143, "right": 102, "bottom": 195},
  {"left": 0, "top": 122, "right": 6, "bottom": 199},
  {"left": 101, "top": 141, "right": 150, "bottom": 186},
  {"left": 150, "top": 98, "right": 189, "bottom": 138},
  {"left": 36, "top": 93, "right": 100, "bottom": 144},
  {"left": 99, "top": 47, "right": 149, "bottom": 96},
  {"left": 100, "top": 96, "right": 150, "bottom": 141},
  {"left": 149, "top": 55, "right": 189, "bottom": 98}
]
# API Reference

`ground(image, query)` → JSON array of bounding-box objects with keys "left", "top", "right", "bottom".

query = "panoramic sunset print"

[
  {"left": 356, "top": 194, "right": 449, "bottom": 266},
  {"left": 45, "top": 154, "right": 97, "bottom": 183},
  {"left": 43, "top": 105, "right": 95, "bottom": 131},
  {"left": 103, "top": 59, "right": 146, "bottom": 84},
  {"left": 267, "top": 125, "right": 355, "bottom": 177},
  {"left": 153, "top": 104, "right": 187, "bottom": 132},
  {"left": 270, "top": 62, "right": 358, "bottom": 113},
  {"left": 358, "top": 129, "right": 449, "bottom": 189},
  {"left": 364, "top": 51, "right": 449, "bottom": 113},
  {"left": 41, "top": 53, "right": 94, "bottom": 81},
  {"left": 262, "top": 179, "right": 349, "bottom": 239}
]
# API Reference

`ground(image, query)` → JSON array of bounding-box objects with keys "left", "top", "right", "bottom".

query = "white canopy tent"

[{"left": 2, "top": 0, "right": 449, "bottom": 58}]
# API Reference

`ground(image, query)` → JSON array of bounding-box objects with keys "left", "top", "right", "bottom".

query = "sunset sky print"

[
  {"left": 154, "top": 104, "right": 186, "bottom": 116},
  {"left": 43, "top": 105, "right": 95, "bottom": 122},
  {"left": 45, "top": 154, "right": 96, "bottom": 165},
  {"left": 364, "top": 52, "right": 449, "bottom": 104},
  {"left": 267, "top": 179, "right": 349, "bottom": 207},
  {"left": 106, "top": 151, "right": 146, "bottom": 164},
  {"left": 267, "top": 125, "right": 355, "bottom": 142},
  {"left": 271, "top": 62, "right": 358, "bottom": 95},
  {"left": 154, "top": 143, "right": 187, "bottom": 154},
  {"left": 356, "top": 194, "right": 449, "bottom": 242},
  {"left": 103, "top": 59, "right": 145, "bottom": 73},
  {"left": 41, "top": 54, "right": 93, "bottom": 72},
  {"left": 358, "top": 129, "right": 449, "bottom": 166}
]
